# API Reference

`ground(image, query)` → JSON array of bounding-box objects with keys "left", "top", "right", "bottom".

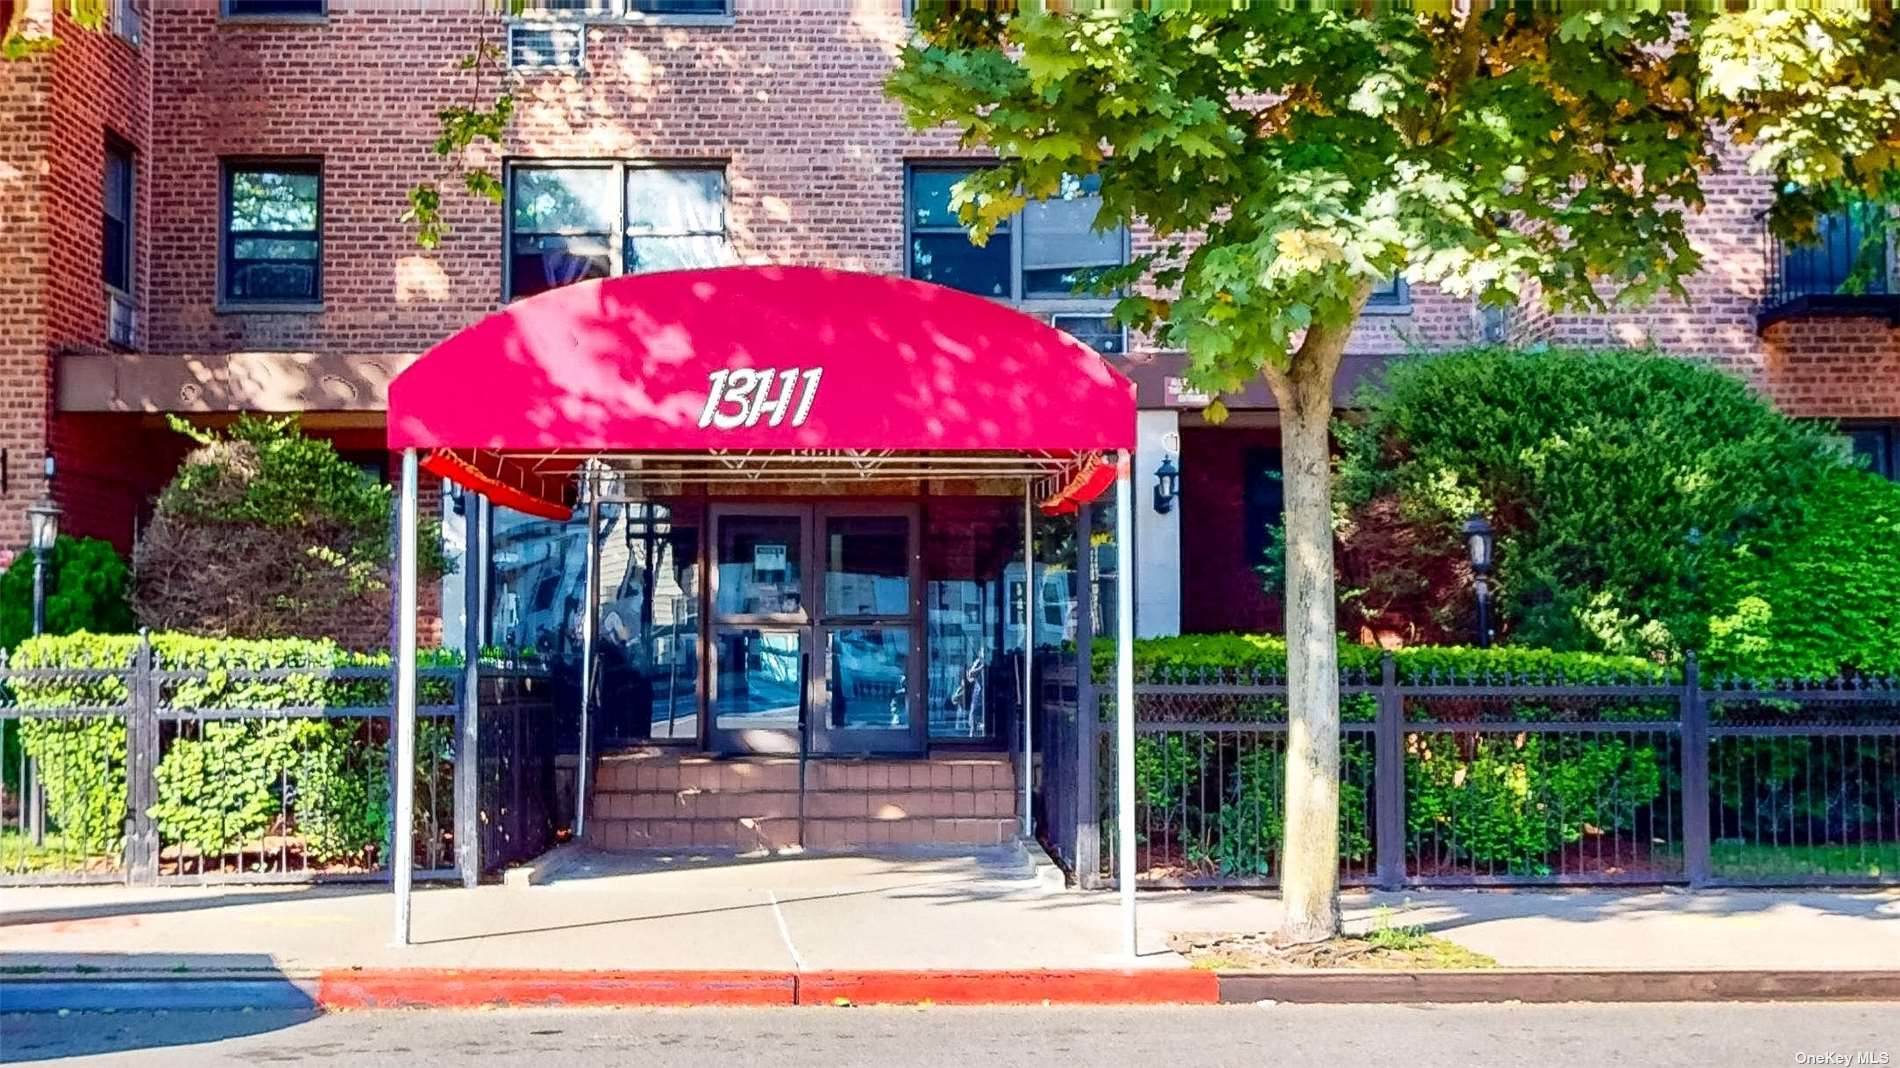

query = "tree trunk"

[{"left": 1266, "top": 319, "right": 1354, "bottom": 945}]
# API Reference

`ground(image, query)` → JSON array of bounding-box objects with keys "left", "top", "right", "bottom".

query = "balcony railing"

[{"left": 1759, "top": 203, "right": 1900, "bottom": 328}]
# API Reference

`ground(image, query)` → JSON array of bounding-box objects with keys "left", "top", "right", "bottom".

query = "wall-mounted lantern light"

[{"left": 1152, "top": 455, "right": 1180, "bottom": 514}]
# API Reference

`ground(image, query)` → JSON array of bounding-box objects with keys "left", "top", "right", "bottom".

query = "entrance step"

[{"left": 587, "top": 752, "right": 1019, "bottom": 851}]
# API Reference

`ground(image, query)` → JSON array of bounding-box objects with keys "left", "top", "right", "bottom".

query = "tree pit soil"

[{"left": 1169, "top": 929, "right": 1498, "bottom": 971}]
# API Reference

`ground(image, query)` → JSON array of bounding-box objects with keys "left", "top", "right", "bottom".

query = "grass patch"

[
  {"left": 1711, "top": 841, "right": 1897, "bottom": 880},
  {"left": 0, "top": 829, "right": 120, "bottom": 873},
  {"left": 1651, "top": 840, "right": 1900, "bottom": 880}
]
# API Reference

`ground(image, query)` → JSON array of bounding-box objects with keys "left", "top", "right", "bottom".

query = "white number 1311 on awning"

[{"left": 698, "top": 367, "right": 823, "bottom": 430}]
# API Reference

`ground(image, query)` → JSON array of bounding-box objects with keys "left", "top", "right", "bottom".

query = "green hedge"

[
  {"left": 1093, "top": 633, "right": 1670, "bottom": 684},
  {"left": 9, "top": 632, "right": 461, "bottom": 867}
]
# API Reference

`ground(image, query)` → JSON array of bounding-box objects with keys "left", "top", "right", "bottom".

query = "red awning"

[{"left": 387, "top": 266, "right": 1135, "bottom": 518}]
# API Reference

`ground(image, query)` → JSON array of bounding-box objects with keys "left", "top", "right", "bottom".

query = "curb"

[
  {"left": 0, "top": 968, "right": 1219, "bottom": 1012},
  {"left": 14, "top": 967, "right": 1892, "bottom": 1012},
  {"left": 316, "top": 969, "right": 794, "bottom": 1009},
  {"left": 801, "top": 969, "right": 1219, "bottom": 1006},
  {"left": 1214, "top": 969, "right": 1900, "bottom": 1004}
]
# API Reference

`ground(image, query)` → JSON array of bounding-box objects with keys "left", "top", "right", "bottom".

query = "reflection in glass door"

[
  {"left": 812, "top": 506, "right": 923, "bottom": 755},
  {"left": 708, "top": 506, "right": 810, "bottom": 756},
  {"left": 707, "top": 504, "right": 923, "bottom": 756}
]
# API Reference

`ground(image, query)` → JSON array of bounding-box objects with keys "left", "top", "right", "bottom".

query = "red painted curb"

[
  {"left": 798, "top": 969, "right": 1221, "bottom": 1006},
  {"left": 309, "top": 968, "right": 1219, "bottom": 1009},
  {"left": 315, "top": 969, "right": 795, "bottom": 1009}
]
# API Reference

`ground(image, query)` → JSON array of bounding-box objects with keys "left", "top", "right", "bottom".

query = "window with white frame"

[
  {"left": 906, "top": 165, "right": 1126, "bottom": 303},
  {"left": 505, "top": 162, "right": 731, "bottom": 301}
]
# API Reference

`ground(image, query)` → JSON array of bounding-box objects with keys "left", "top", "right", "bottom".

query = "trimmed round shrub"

[{"left": 133, "top": 415, "right": 449, "bottom": 647}]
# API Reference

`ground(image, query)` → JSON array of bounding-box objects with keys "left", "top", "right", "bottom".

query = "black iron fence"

[
  {"left": 1035, "top": 655, "right": 1900, "bottom": 890},
  {"left": 0, "top": 639, "right": 562, "bottom": 886}
]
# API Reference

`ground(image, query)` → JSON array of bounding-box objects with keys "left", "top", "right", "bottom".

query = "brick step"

[
  {"left": 593, "top": 754, "right": 1016, "bottom": 794},
  {"left": 592, "top": 786, "right": 1018, "bottom": 822},
  {"left": 589, "top": 815, "right": 1018, "bottom": 852}
]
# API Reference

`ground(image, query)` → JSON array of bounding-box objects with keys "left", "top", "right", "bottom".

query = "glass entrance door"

[
  {"left": 811, "top": 505, "right": 923, "bottom": 754},
  {"left": 707, "top": 504, "right": 924, "bottom": 756}
]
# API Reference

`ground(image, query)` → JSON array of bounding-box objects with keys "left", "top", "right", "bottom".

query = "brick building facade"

[{"left": 3, "top": 0, "right": 1897, "bottom": 637}]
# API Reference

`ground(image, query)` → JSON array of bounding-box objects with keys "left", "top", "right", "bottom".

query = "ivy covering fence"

[
  {"left": 1035, "top": 635, "right": 1900, "bottom": 889},
  {"left": 0, "top": 632, "right": 490, "bottom": 883}
]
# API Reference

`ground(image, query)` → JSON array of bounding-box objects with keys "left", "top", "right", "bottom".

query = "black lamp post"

[
  {"left": 24, "top": 458, "right": 56, "bottom": 845},
  {"left": 1152, "top": 455, "right": 1180, "bottom": 514},
  {"left": 27, "top": 491, "right": 59, "bottom": 637},
  {"left": 1463, "top": 513, "right": 1495, "bottom": 648}
]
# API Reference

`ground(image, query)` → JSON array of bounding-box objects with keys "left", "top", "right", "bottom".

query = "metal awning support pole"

[
  {"left": 575, "top": 488, "right": 600, "bottom": 840},
  {"left": 1114, "top": 450, "right": 1137, "bottom": 958},
  {"left": 392, "top": 447, "right": 420, "bottom": 947},
  {"left": 455, "top": 490, "right": 488, "bottom": 887},
  {"left": 1021, "top": 480, "right": 1035, "bottom": 838}
]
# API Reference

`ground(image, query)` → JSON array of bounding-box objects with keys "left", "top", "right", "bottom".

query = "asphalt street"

[{"left": 4, "top": 1003, "right": 1897, "bottom": 1067}]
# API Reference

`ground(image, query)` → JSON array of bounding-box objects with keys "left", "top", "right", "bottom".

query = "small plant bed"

[{"left": 1169, "top": 910, "right": 1497, "bottom": 972}]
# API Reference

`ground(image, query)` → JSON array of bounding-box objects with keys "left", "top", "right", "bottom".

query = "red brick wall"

[
  {"left": 1, "top": 3, "right": 147, "bottom": 564},
  {"left": 141, "top": 1, "right": 965, "bottom": 359},
  {"left": 0, "top": 46, "right": 53, "bottom": 567},
  {"left": 1542, "top": 158, "right": 1899, "bottom": 421}
]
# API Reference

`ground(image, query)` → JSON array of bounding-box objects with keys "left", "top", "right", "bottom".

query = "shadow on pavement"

[
  {"left": 0, "top": 953, "right": 318, "bottom": 1064},
  {"left": 0, "top": 883, "right": 385, "bottom": 929}
]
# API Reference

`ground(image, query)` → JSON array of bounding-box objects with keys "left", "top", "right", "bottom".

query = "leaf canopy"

[{"left": 889, "top": 3, "right": 1900, "bottom": 395}]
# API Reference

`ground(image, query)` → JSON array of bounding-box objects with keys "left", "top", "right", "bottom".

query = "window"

[
  {"left": 1242, "top": 447, "right": 1284, "bottom": 567},
  {"left": 1366, "top": 275, "right": 1409, "bottom": 309},
  {"left": 221, "top": 161, "right": 322, "bottom": 306},
  {"left": 102, "top": 139, "right": 133, "bottom": 294},
  {"left": 505, "top": 162, "right": 730, "bottom": 301},
  {"left": 1844, "top": 423, "right": 1899, "bottom": 481},
  {"left": 907, "top": 165, "right": 1126, "bottom": 303},
  {"left": 113, "top": 0, "right": 141, "bottom": 45},
  {"left": 628, "top": 0, "right": 726, "bottom": 11},
  {"left": 1019, "top": 173, "right": 1123, "bottom": 298},
  {"left": 223, "top": 0, "right": 325, "bottom": 15},
  {"left": 519, "top": 0, "right": 729, "bottom": 15}
]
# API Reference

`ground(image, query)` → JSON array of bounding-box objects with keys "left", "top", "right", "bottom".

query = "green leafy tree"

[{"left": 890, "top": 4, "right": 1900, "bottom": 942}]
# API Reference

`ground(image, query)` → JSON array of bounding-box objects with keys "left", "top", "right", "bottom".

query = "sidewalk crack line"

[{"left": 768, "top": 890, "right": 806, "bottom": 973}]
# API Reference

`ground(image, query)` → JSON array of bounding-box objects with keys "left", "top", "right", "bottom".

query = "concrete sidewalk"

[{"left": 2, "top": 844, "right": 1897, "bottom": 978}]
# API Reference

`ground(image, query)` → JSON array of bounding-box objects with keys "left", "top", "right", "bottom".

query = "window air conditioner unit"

[
  {"left": 1050, "top": 312, "right": 1126, "bottom": 356},
  {"left": 507, "top": 22, "right": 585, "bottom": 71},
  {"left": 107, "top": 293, "right": 138, "bottom": 349}
]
